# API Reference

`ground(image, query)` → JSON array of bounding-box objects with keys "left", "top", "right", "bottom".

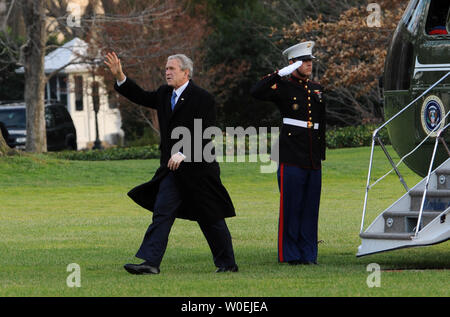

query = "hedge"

[
  {"left": 48, "top": 125, "right": 389, "bottom": 161},
  {"left": 49, "top": 144, "right": 160, "bottom": 161},
  {"left": 326, "top": 124, "right": 390, "bottom": 149}
]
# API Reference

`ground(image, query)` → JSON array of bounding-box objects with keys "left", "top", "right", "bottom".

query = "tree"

[
  {"left": 0, "top": 0, "right": 209, "bottom": 151},
  {"left": 1, "top": 0, "right": 67, "bottom": 153},
  {"left": 0, "top": 124, "right": 10, "bottom": 155},
  {"left": 0, "top": 121, "right": 19, "bottom": 156},
  {"left": 200, "top": 0, "right": 285, "bottom": 128},
  {"left": 0, "top": 33, "right": 24, "bottom": 102},
  {"left": 92, "top": 0, "right": 209, "bottom": 138},
  {"left": 273, "top": 0, "right": 408, "bottom": 125},
  {"left": 20, "top": 0, "right": 47, "bottom": 152},
  {"left": 0, "top": 133, "right": 11, "bottom": 155},
  {"left": 197, "top": 0, "right": 367, "bottom": 128}
]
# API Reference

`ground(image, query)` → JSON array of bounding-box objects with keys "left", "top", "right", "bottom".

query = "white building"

[{"left": 17, "top": 37, "right": 124, "bottom": 150}]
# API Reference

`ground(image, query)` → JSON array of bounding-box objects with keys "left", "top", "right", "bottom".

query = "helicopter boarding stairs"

[
  {"left": 357, "top": 158, "right": 450, "bottom": 256},
  {"left": 357, "top": 72, "right": 450, "bottom": 257}
]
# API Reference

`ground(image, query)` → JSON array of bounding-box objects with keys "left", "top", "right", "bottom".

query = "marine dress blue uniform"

[{"left": 250, "top": 42, "right": 326, "bottom": 264}]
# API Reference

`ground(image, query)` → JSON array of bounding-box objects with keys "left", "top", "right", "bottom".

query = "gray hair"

[{"left": 168, "top": 54, "right": 194, "bottom": 78}]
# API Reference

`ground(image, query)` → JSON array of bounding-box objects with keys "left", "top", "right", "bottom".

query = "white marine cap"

[{"left": 282, "top": 41, "right": 316, "bottom": 60}]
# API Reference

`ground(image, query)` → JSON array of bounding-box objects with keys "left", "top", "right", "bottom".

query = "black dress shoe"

[
  {"left": 215, "top": 265, "right": 239, "bottom": 273},
  {"left": 124, "top": 262, "right": 160, "bottom": 275}
]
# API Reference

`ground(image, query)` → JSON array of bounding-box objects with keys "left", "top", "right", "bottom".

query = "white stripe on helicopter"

[{"left": 414, "top": 57, "right": 450, "bottom": 76}]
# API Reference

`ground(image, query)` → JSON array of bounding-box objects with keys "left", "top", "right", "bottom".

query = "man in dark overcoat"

[
  {"left": 104, "top": 52, "right": 238, "bottom": 274},
  {"left": 250, "top": 41, "right": 326, "bottom": 265}
]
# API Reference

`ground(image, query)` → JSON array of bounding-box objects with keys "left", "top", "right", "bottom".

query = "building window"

[
  {"left": 75, "top": 76, "right": 84, "bottom": 111},
  {"left": 59, "top": 76, "right": 68, "bottom": 106},
  {"left": 45, "top": 75, "right": 68, "bottom": 106},
  {"left": 49, "top": 76, "right": 57, "bottom": 100}
]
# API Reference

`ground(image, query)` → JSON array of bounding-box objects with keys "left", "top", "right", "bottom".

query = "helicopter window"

[
  {"left": 407, "top": 0, "right": 426, "bottom": 33},
  {"left": 425, "top": 0, "right": 449, "bottom": 35}
]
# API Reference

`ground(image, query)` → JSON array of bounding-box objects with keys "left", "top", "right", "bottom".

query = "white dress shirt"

[{"left": 171, "top": 80, "right": 189, "bottom": 105}]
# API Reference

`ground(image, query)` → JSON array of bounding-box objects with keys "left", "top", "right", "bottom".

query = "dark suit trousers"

[{"left": 135, "top": 172, "right": 236, "bottom": 268}]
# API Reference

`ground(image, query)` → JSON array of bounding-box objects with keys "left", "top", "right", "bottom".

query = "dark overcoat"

[{"left": 115, "top": 78, "right": 235, "bottom": 223}]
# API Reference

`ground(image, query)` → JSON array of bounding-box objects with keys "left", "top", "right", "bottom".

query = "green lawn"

[{"left": 0, "top": 147, "right": 448, "bottom": 297}]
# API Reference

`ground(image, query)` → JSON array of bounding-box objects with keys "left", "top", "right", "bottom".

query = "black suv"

[{"left": 0, "top": 102, "right": 77, "bottom": 151}]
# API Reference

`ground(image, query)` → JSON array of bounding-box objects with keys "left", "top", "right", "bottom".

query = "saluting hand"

[
  {"left": 104, "top": 52, "right": 126, "bottom": 82},
  {"left": 278, "top": 60, "right": 303, "bottom": 77}
]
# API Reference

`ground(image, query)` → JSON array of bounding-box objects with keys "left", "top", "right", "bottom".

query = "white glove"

[{"left": 277, "top": 60, "right": 303, "bottom": 77}]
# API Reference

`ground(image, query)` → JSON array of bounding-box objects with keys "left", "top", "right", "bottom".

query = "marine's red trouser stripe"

[{"left": 278, "top": 163, "right": 284, "bottom": 262}]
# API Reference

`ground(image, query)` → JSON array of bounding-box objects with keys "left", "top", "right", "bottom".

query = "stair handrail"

[
  {"left": 360, "top": 71, "right": 450, "bottom": 234},
  {"left": 369, "top": 110, "right": 450, "bottom": 190},
  {"left": 416, "top": 122, "right": 450, "bottom": 236}
]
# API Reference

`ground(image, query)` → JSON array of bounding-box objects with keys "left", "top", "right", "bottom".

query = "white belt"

[{"left": 283, "top": 118, "right": 319, "bottom": 130}]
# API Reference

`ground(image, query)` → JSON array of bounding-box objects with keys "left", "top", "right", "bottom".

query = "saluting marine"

[{"left": 251, "top": 41, "right": 326, "bottom": 265}]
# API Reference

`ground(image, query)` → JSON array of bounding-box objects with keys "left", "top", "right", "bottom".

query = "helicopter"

[
  {"left": 384, "top": 0, "right": 450, "bottom": 177},
  {"left": 357, "top": 0, "right": 450, "bottom": 257}
]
